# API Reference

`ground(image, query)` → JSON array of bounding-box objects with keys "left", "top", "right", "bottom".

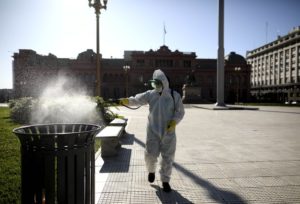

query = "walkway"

[
  {"left": 0, "top": 103, "right": 8, "bottom": 107},
  {"left": 95, "top": 105, "right": 300, "bottom": 203}
]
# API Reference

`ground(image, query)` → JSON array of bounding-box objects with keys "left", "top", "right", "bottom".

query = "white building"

[{"left": 246, "top": 26, "right": 300, "bottom": 103}]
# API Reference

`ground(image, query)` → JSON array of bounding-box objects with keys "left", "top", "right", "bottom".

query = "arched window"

[{"left": 103, "top": 74, "right": 107, "bottom": 82}]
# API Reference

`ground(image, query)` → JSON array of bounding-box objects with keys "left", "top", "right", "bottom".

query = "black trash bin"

[{"left": 13, "top": 123, "right": 101, "bottom": 204}]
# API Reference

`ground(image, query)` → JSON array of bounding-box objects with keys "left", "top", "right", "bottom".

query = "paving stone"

[
  {"left": 106, "top": 172, "right": 133, "bottom": 182},
  {"left": 255, "top": 176, "right": 289, "bottom": 187},
  {"left": 233, "top": 177, "right": 263, "bottom": 187},
  {"left": 101, "top": 181, "right": 132, "bottom": 193},
  {"left": 131, "top": 171, "right": 149, "bottom": 183},
  {"left": 129, "top": 164, "right": 148, "bottom": 173},
  {"left": 129, "top": 191, "right": 159, "bottom": 204},
  {"left": 131, "top": 181, "right": 158, "bottom": 192},
  {"left": 98, "top": 192, "right": 130, "bottom": 204},
  {"left": 207, "top": 178, "right": 240, "bottom": 189},
  {"left": 281, "top": 175, "right": 300, "bottom": 185}
]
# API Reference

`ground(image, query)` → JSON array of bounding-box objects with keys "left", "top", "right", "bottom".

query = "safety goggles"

[{"left": 149, "top": 79, "right": 163, "bottom": 88}]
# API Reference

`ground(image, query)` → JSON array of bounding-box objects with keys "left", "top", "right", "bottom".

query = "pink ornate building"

[{"left": 13, "top": 46, "right": 251, "bottom": 103}]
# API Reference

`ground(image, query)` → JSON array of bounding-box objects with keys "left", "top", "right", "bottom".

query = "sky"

[{"left": 0, "top": 0, "right": 299, "bottom": 89}]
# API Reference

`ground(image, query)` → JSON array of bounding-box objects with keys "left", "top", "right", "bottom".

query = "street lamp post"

[
  {"left": 123, "top": 65, "right": 130, "bottom": 97},
  {"left": 235, "top": 67, "right": 241, "bottom": 103},
  {"left": 88, "top": 0, "right": 108, "bottom": 96}
]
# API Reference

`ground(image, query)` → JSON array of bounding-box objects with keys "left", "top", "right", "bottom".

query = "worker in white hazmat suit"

[{"left": 119, "top": 69, "right": 185, "bottom": 192}]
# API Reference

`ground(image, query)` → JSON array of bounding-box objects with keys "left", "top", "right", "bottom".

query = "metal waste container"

[{"left": 13, "top": 123, "right": 101, "bottom": 204}]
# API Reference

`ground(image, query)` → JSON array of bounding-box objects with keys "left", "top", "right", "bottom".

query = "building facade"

[
  {"left": 246, "top": 26, "right": 300, "bottom": 103},
  {"left": 13, "top": 46, "right": 251, "bottom": 103}
]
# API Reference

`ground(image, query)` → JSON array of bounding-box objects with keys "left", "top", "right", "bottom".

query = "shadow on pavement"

[
  {"left": 150, "top": 184, "right": 193, "bottom": 204},
  {"left": 173, "top": 163, "right": 247, "bottom": 204},
  {"left": 99, "top": 133, "right": 136, "bottom": 173},
  {"left": 120, "top": 132, "right": 135, "bottom": 145},
  {"left": 134, "top": 137, "right": 248, "bottom": 204},
  {"left": 133, "top": 134, "right": 146, "bottom": 148},
  {"left": 99, "top": 147, "right": 131, "bottom": 173},
  {"left": 258, "top": 109, "right": 300, "bottom": 115}
]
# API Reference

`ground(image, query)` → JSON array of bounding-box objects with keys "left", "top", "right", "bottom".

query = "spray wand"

[{"left": 106, "top": 99, "right": 142, "bottom": 110}]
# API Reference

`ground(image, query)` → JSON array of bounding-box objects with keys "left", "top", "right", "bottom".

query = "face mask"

[
  {"left": 154, "top": 86, "right": 163, "bottom": 93},
  {"left": 151, "top": 81, "right": 163, "bottom": 93}
]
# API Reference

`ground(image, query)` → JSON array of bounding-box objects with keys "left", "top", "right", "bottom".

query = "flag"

[{"left": 164, "top": 23, "right": 167, "bottom": 34}]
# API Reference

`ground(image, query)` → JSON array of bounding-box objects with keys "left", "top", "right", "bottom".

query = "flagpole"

[
  {"left": 215, "top": 0, "right": 226, "bottom": 107},
  {"left": 163, "top": 22, "right": 166, "bottom": 45}
]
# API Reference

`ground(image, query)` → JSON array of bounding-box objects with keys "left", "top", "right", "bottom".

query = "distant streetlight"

[
  {"left": 123, "top": 65, "right": 130, "bottom": 97},
  {"left": 235, "top": 67, "right": 241, "bottom": 103},
  {"left": 88, "top": 0, "right": 108, "bottom": 96}
]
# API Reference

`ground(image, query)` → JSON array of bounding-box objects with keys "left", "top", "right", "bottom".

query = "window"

[
  {"left": 285, "top": 50, "right": 290, "bottom": 57},
  {"left": 113, "top": 88, "right": 120, "bottom": 98},
  {"left": 209, "top": 89, "right": 213, "bottom": 98},
  {"left": 136, "top": 59, "right": 145, "bottom": 66},
  {"left": 286, "top": 77, "right": 289, "bottom": 83},
  {"left": 155, "top": 59, "right": 173, "bottom": 67},
  {"left": 291, "top": 77, "right": 296, "bottom": 83},
  {"left": 183, "top": 60, "right": 191, "bottom": 68}
]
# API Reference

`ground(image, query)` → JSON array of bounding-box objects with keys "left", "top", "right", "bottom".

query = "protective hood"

[{"left": 152, "top": 69, "right": 169, "bottom": 92}]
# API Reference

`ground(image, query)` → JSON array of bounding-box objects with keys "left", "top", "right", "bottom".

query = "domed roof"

[
  {"left": 225, "top": 52, "right": 247, "bottom": 65},
  {"left": 77, "top": 49, "right": 96, "bottom": 60}
]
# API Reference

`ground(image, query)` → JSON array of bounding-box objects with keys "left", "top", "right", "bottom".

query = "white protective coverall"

[{"left": 128, "top": 69, "right": 185, "bottom": 182}]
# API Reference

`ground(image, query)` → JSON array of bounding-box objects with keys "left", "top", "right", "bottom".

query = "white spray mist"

[{"left": 31, "top": 76, "right": 103, "bottom": 125}]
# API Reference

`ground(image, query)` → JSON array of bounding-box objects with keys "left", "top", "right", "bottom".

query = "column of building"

[
  {"left": 277, "top": 51, "right": 279, "bottom": 85},
  {"left": 283, "top": 48, "right": 286, "bottom": 85},
  {"left": 272, "top": 51, "right": 276, "bottom": 86},
  {"left": 268, "top": 54, "right": 271, "bottom": 86},
  {"left": 262, "top": 56, "right": 265, "bottom": 86},
  {"left": 291, "top": 46, "right": 296, "bottom": 83},
  {"left": 289, "top": 47, "right": 292, "bottom": 83},
  {"left": 296, "top": 45, "right": 299, "bottom": 83}
]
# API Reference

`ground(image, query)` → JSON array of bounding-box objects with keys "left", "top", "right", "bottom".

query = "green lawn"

[
  {"left": 0, "top": 106, "right": 102, "bottom": 203},
  {"left": 0, "top": 107, "right": 21, "bottom": 204}
]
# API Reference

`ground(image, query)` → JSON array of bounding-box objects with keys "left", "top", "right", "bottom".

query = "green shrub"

[
  {"left": 94, "top": 96, "right": 120, "bottom": 124},
  {"left": 9, "top": 97, "right": 37, "bottom": 124},
  {"left": 9, "top": 97, "right": 121, "bottom": 125}
]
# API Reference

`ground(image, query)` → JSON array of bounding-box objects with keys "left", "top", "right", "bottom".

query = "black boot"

[
  {"left": 162, "top": 182, "right": 172, "bottom": 192},
  {"left": 148, "top": 173, "right": 155, "bottom": 183}
]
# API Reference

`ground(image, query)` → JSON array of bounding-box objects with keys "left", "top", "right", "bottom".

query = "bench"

[
  {"left": 96, "top": 126, "right": 124, "bottom": 157},
  {"left": 109, "top": 118, "right": 127, "bottom": 125},
  {"left": 109, "top": 118, "right": 127, "bottom": 134}
]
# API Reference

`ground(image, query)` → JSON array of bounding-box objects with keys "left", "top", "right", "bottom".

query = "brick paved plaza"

[{"left": 95, "top": 105, "right": 300, "bottom": 203}]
